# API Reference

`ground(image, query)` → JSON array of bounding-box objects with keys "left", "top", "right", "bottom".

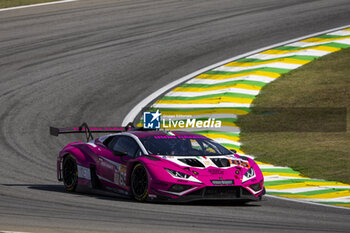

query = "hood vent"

[
  {"left": 178, "top": 158, "right": 205, "bottom": 168},
  {"left": 210, "top": 158, "right": 230, "bottom": 167}
]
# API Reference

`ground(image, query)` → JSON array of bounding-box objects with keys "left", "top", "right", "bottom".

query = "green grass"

[
  {"left": 0, "top": 0, "right": 60, "bottom": 8},
  {"left": 238, "top": 47, "right": 350, "bottom": 184}
]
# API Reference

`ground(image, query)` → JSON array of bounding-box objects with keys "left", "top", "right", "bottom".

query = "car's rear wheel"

[
  {"left": 62, "top": 154, "right": 78, "bottom": 192},
  {"left": 131, "top": 164, "right": 148, "bottom": 201}
]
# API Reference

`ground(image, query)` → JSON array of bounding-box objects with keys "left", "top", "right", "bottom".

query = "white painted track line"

[
  {"left": 0, "top": 231, "right": 31, "bottom": 233},
  {"left": 266, "top": 195, "right": 350, "bottom": 210},
  {"left": 0, "top": 0, "right": 77, "bottom": 12}
]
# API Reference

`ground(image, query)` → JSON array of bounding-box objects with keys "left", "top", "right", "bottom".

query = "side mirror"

[
  {"left": 230, "top": 149, "right": 237, "bottom": 154},
  {"left": 113, "top": 150, "right": 128, "bottom": 156}
]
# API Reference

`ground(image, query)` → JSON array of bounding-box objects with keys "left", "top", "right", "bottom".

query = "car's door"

[{"left": 96, "top": 135, "right": 142, "bottom": 190}]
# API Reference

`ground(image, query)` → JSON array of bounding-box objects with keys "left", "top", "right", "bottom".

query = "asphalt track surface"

[{"left": 1, "top": 0, "right": 350, "bottom": 232}]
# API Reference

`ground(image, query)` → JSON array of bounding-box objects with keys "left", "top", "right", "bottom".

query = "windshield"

[{"left": 139, "top": 135, "right": 232, "bottom": 156}]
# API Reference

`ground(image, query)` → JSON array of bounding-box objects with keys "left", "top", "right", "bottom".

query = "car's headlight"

[
  {"left": 165, "top": 168, "right": 190, "bottom": 179},
  {"left": 242, "top": 167, "right": 255, "bottom": 183}
]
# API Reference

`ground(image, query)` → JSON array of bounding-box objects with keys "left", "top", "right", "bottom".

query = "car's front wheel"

[
  {"left": 62, "top": 154, "right": 78, "bottom": 192},
  {"left": 131, "top": 163, "right": 148, "bottom": 201}
]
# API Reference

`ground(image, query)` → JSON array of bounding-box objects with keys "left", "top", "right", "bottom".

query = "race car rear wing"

[{"left": 50, "top": 122, "right": 134, "bottom": 141}]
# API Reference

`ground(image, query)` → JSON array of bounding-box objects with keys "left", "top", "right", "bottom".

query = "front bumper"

[{"left": 150, "top": 185, "right": 265, "bottom": 203}]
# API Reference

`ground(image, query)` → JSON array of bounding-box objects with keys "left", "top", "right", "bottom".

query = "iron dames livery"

[{"left": 50, "top": 123, "right": 265, "bottom": 202}]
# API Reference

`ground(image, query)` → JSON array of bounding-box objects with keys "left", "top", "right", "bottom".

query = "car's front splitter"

[{"left": 149, "top": 185, "right": 265, "bottom": 203}]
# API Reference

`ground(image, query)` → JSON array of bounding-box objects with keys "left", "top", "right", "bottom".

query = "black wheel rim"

[
  {"left": 63, "top": 157, "right": 77, "bottom": 188},
  {"left": 132, "top": 166, "right": 148, "bottom": 197}
]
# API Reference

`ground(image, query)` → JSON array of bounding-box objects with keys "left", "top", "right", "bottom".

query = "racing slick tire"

[
  {"left": 62, "top": 154, "right": 78, "bottom": 192},
  {"left": 131, "top": 163, "right": 149, "bottom": 201}
]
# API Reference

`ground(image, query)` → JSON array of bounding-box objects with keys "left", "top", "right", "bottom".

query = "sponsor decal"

[
  {"left": 211, "top": 180, "right": 234, "bottom": 185},
  {"left": 113, "top": 164, "right": 127, "bottom": 187},
  {"left": 230, "top": 159, "right": 250, "bottom": 168},
  {"left": 177, "top": 179, "right": 188, "bottom": 183},
  {"left": 114, "top": 168, "right": 120, "bottom": 185},
  {"left": 119, "top": 165, "right": 127, "bottom": 186},
  {"left": 203, "top": 160, "right": 212, "bottom": 166},
  {"left": 148, "top": 194, "right": 157, "bottom": 199},
  {"left": 208, "top": 168, "right": 224, "bottom": 175},
  {"left": 153, "top": 135, "right": 206, "bottom": 139},
  {"left": 77, "top": 165, "right": 91, "bottom": 180}
]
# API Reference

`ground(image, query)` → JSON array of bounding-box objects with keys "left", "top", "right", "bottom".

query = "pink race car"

[{"left": 50, "top": 123, "right": 265, "bottom": 202}]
